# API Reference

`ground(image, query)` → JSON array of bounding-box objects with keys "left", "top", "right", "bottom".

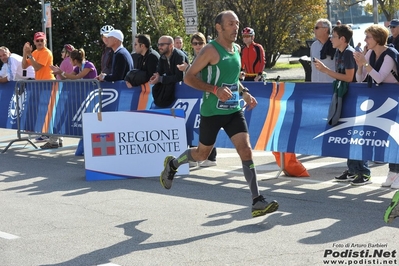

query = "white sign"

[
  {"left": 83, "top": 110, "right": 188, "bottom": 180},
  {"left": 185, "top": 26, "right": 198, "bottom": 35},
  {"left": 182, "top": 0, "right": 197, "bottom": 17},
  {"left": 185, "top": 16, "right": 198, "bottom": 27}
]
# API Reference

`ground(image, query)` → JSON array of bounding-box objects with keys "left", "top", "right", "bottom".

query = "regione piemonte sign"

[{"left": 83, "top": 110, "right": 188, "bottom": 181}]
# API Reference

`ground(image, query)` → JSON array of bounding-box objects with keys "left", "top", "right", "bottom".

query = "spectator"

[
  {"left": 51, "top": 48, "right": 98, "bottom": 79},
  {"left": 100, "top": 25, "right": 114, "bottom": 75},
  {"left": 159, "top": 10, "right": 279, "bottom": 218},
  {"left": 56, "top": 44, "right": 74, "bottom": 80},
  {"left": 97, "top": 29, "right": 133, "bottom": 82},
  {"left": 336, "top": 20, "right": 341, "bottom": 26},
  {"left": 314, "top": 24, "right": 371, "bottom": 186},
  {"left": 355, "top": 42, "right": 363, "bottom": 53},
  {"left": 22, "top": 32, "right": 57, "bottom": 149},
  {"left": 354, "top": 24, "right": 399, "bottom": 188},
  {"left": 0, "top": 46, "right": 34, "bottom": 82},
  {"left": 387, "top": 19, "right": 399, "bottom": 51},
  {"left": 174, "top": 36, "right": 188, "bottom": 56},
  {"left": 125, "top": 34, "right": 160, "bottom": 88},
  {"left": 177, "top": 32, "right": 218, "bottom": 168},
  {"left": 22, "top": 31, "right": 54, "bottom": 80},
  {"left": 240, "top": 27, "right": 265, "bottom": 81},
  {"left": 149, "top": 35, "right": 188, "bottom": 108},
  {"left": 311, "top": 18, "right": 335, "bottom": 82}
]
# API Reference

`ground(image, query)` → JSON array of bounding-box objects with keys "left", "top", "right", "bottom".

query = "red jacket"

[{"left": 241, "top": 42, "right": 266, "bottom": 76}]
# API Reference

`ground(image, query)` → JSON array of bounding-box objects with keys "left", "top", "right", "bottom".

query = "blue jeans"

[
  {"left": 389, "top": 163, "right": 399, "bottom": 173},
  {"left": 347, "top": 159, "right": 370, "bottom": 176}
]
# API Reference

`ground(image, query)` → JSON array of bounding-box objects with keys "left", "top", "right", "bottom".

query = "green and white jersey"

[{"left": 200, "top": 41, "right": 241, "bottom": 117}]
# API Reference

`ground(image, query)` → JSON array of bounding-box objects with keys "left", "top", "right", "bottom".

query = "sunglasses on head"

[
  {"left": 192, "top": 41, "right": 204, "bottom": 46},
  {"left": 35, "top": 39, "right": 44, "bottom": 43},
  {"left": 242, "top": 34, "right": 252, "bottom": 38}
]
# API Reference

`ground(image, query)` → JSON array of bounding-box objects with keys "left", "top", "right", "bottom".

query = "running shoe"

[
  {"left": 384, "top": 191, "right": 399, "bottom": 223},
  {"left": 252, "top": 195, "right": 279, "bottom": 218},
  {"left": 351, "top": 174, "right": 371, "bottom": 186},
  {"left": 382, "top": 172, "right": 399, "bottom": 187},
  {"left": 35, "top": 135, "right": 49, "bottom": 142},
  {"left": 40, "top": 142, "right": 59, "bottom": 149},
  {"left": 334, "top": 170, "right": 356, "bottom": 182},
  {"left": 160, "top": 156, "right": 177, "bottom": 189}
]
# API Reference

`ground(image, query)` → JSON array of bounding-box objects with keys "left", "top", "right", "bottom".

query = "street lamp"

[{"left": 327, "top": 0, "right": 332, "bottom": 21}]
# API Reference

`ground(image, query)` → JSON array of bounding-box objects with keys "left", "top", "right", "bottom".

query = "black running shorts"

[{"left": 199, "top": 110, "right": 248, "bottom": 146}]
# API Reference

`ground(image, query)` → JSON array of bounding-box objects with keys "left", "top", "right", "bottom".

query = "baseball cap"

[
  {"left": 34, "top": 32, "right": 46, "bottom": 41},
  {"left": 104, "top": 29, "right": 124, "bottom": 42},
  {"left": 389, "top": 19, "right": 399, "bottom": 27}
]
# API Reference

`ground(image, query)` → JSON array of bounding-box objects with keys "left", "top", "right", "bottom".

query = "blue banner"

[{"left": 1, "top": 80, "right": 399, "bottom": 163}]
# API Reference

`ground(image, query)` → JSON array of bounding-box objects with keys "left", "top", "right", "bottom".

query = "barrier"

[
  {"left": 1, "top": 80, "right": 399, "bottom": 163},
  {"left": 2, "top": 79, "right": 102, "bottom": 152}
]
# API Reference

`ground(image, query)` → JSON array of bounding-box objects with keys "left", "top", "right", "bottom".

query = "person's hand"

[
  {"left": 125, "top": 81, "right": 132, "bottom": 88},
  {"left": 239, "top": 71, "right": 246, "bottom": 81},
  {"left": 149, "top": 72, "right": 160, "bottom": 85},
  {"left": 96, "top": 73, "right": 106, "bottom": 81},
  {"left": 242, "top": 92, "right": 258, "bottom": 110},
  {"left": 23, "top": 42, "right": 32, "bottom": 56},
  {"left": 254, "top": 74, "right": 262, "bottom": 82},
  {"left": 49, "top": 65, "right": 61, "bottom": 75},
  {"left": 177, "top": 62, "right": 189, "bottom": 72},
  {"left": 353, "top": 51, "right": 367, "bottom": 66},
  {"left": 314, "top": 58, "right": 328, "bottom": 73},
  {"left": 214, "top": 86, "right": 233, "bottom": 102}
]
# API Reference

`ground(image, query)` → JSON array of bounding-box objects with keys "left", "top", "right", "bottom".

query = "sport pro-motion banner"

[{"left": 1, "top": 81, "right": 399, "bottom": 163}]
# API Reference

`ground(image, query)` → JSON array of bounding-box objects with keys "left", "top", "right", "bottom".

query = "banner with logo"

[
  {"left": 2, "top": 81, "right": 399, "bottom": 163},
  {"left": 82, "top": 109, "right": 189, "bottom": 180}
]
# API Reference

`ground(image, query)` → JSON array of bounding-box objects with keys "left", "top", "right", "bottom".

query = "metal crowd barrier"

[{"left": 2, "top": 79, "right": 102, "bottom": 153}]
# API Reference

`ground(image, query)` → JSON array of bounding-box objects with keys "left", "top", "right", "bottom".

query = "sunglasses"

[
  {"left": 242, "top": 35, "right": 252, "bottom": 38},
  {"left": 192, "top": 41, "right": 204, "bottom": 46},
  {"left": 157, "top": 42, "right": 171, "bottom": 47},
  {"left": 314, "top": 26, "right": 326, "bottom": 30},
  {"left": 390, "top": 26, "right": 397, "bottom": 29},
  {"left": 35, "top": 39, "right": 44, "bottom": 43}
]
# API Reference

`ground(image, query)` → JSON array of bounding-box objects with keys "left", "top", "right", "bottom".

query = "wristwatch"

[
  {"left": 364, "top": 63, "right": 369, "bottom": 67},
  {"left": 27, "top": 55, "right": 33, "bottom": 59},
  {"left": 239, "top": 87, "right": 250, "bottom": 96}
]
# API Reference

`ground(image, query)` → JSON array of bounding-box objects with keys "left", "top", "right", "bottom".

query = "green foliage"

[
  {"left": 364, "top": 0, "right": 399, "bottom": 21},
  {"left": 6, "top": 0, "right": 395, "bottom": 71}
]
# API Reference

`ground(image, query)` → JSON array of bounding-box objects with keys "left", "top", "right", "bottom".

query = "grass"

[{"left": 272, "top": 62, "right": 302, "bottom": 69}]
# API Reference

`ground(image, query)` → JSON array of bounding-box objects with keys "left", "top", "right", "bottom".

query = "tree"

[
  {"left": 195, "top": 0, "right": 326, "bottom": 68},
  {"left": 0, "top": 0, "right": 345, "bottom": 70},
  {"left": 364, "top": 0, "right": 399, "bottom": 21}
]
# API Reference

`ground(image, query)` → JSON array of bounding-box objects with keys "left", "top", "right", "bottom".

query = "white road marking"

[{"left": 0, "top": 231, "right": 19, "bottom": 239}]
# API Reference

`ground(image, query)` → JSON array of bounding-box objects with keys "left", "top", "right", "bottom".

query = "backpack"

[{"left": 152, "top": 82, "right": 176, "bottom": 108}]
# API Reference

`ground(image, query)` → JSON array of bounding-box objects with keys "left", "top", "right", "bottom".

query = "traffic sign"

[
  {"left": 182, "top": 0, "right": 197, "bottom": 17},
  {"left": 185, "top": 16, "right": 198, "bottom": 27},
  {"left": 185, "top": 26, "right": 198, "bottom": 35}
]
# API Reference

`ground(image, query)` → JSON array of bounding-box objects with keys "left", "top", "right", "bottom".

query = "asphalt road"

[{"left": 1, "top": 128, "right": 398, "bottom": 266}]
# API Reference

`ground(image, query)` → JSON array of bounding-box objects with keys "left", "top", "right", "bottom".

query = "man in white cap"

[{"left": 97, "top": 29, "right": 133, "bottom": 81}]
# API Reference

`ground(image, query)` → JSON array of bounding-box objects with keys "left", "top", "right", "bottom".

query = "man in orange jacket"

[{"left": 240, "top": 27, "right": 265, "bottom": 81}]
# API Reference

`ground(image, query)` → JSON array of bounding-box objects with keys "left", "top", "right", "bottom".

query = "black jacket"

[
  {"left": 157, "top": 48, "right": 188, "bottom": 84},
  {"left": 137, "top": 48, "right": 160, "bottom": 82}
]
